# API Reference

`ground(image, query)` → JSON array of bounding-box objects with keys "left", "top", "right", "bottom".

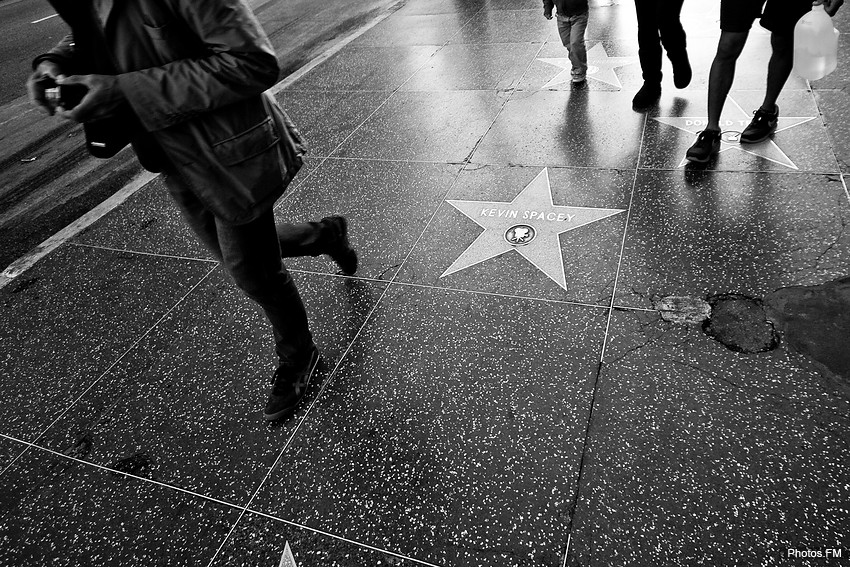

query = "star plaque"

[
  {"left": 441, "top": 169, "right": 625, "bottom": 290},
  {"left": 654, "top": 97, "right": 816, "bottom": 169},
  {"left": 539, "top": 43, "right": 638, "bottom": 90}
]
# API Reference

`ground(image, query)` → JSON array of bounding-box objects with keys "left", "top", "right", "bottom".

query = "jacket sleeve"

[
  {"left": 32, "top": 32, "right": 77, "bottom": 71},
  {"left": 117, "top": 0, "right": 280, "bottom": 132}
]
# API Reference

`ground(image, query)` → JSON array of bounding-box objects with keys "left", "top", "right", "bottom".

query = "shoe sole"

[
  {"left": 263, "top": 348, "right": 321, "bottom": 421},
  {"left": 632, "top": 100, "right": 659, "bottom": 110},
  {"left": 739, "top": 130, "right": 775, "bottom": 144},
  {"left": 685, "top": 147, "right": 718, "bottom": 163},
  {"left": 632, "top": 89, "right": 661, "bottom": 110}
]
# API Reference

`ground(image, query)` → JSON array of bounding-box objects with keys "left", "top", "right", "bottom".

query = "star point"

[{"left": 539, "top": 43, "right": 638, "bottom": 90}]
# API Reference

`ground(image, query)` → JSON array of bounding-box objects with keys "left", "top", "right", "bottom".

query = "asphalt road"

[{"left": 0, "top": 0, "right": 69, "bottom": 106}]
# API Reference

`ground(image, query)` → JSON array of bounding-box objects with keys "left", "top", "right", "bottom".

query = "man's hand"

[
  {"left": 544, "top": 8, "right": 553, "bottom": 19},
  {"left": 56, "top": 74, "right": 126, "bottom": 123},
  {"left": 814, "top": 0, "right": 844, "bottom": 16},
  {"left": 27, "top": 61, "right": 65, "bottom": 116}
]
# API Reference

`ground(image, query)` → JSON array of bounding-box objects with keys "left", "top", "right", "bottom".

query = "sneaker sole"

[
  {"left": 263, "top": 349, "right": 321, "bottom": 421},
  {"left": 739, "top": 131, "right": 775, "bottom": 144}
]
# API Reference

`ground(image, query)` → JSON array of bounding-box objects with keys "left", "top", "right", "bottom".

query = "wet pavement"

[{"left": 1, "top": 0, "right": 849, "bottom": 565}]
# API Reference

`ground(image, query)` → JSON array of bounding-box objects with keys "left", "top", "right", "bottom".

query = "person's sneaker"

[
  {"left": 670, "top": 51, "right": 692, "bottom": 89},
  {"left": 632, "top": 82, "right": 661, "bottom": 110},
  {"left": 740, "top": 105, "right": 779, "bottom": 144},
  {"left": 685, "top": 129, "right": 721, "bottom": 163},
  {"left": 263, "top": 343, "right": 320, "bottom": 421},
  {"left": 571, "top": 78, "right": 587, "bottom": 90},
  {"left": 322, "top": 216, "right": 358, "bottom": 276}
]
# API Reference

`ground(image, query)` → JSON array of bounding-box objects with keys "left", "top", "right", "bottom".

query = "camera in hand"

[
  {"left": 42, "top": 77, "right": 88, "bottom": 111},
  {"left": 39, "top": 75, "right": 133, "bottom": 160}
]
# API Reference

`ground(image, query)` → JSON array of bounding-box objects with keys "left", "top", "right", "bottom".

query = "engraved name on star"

[
  {"left": 653, "top": 96, "right": 817, "bottom": 169},
  {"left": 442, "top": 168, "right": 625, "bottom": 290},
  {"left": 539, "top": 43, "right": 638, "bottom": 90}
]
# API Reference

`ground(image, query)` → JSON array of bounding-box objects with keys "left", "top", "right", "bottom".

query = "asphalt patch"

[{"left": 765, "top": 276, "right": 850, "bottom": 379}]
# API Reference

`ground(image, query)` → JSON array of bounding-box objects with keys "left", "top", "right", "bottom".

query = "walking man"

[
  {"left": 27, "top": 0, "right": 358, "bottom": 421},
  {"left": 686, "top": 0, "right": 843, "bottom": 163}
]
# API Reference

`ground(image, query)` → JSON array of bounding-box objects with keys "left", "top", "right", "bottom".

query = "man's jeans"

[
  {"left": 557, "top": 12, "right": 589, "bottom": 81},
  {"left": 634, "top": 0, "right": 687, "bottom": 84},
  {"left": 165, "top": 171, "right": 329, "bottom": 366}
]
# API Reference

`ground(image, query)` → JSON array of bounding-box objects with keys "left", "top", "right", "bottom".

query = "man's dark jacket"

[
  {"left": 37, "top": 0, "right": 306, "bottom": 224},
  {"left": 543, "top": 0, "right": 589, "bottom": 17}
]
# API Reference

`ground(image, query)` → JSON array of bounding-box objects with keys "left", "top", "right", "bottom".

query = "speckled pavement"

[{"left": 1, "top": 0, "right": 849, "bottom": 566}]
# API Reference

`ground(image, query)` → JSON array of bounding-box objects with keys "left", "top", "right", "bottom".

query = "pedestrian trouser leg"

[
  {"left": 164, "top": 172, "right": 313, "bottom": 366},
  {"left": 276, "top": 221, "right": 337, "bottom": 258},
  {"left": 658, "top": 0, "right": 687, "bottom": 64},
  {"left": 557, "top": 14, "right": 589, "bottom": 80},
  {"left": 635, "top": 0, "right": 663, "bottom": 84}
]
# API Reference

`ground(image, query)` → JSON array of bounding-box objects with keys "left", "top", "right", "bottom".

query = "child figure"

[{"left": 544, "top": 0, "right": 591, "bottom": 86}]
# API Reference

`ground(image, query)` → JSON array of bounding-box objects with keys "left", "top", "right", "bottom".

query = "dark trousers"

[
  {"left": 634, "top": 0, "right": 687, "bottom": 84},
  {"left": 164, "top": 171, "right": 332, "bottom": 366}
]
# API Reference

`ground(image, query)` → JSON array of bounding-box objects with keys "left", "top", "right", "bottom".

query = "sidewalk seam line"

[
  {"left": 0, "top": 428, "right": 441, "bottom": 567},
  {"left": 561, "top": 113, "right": 650, "bottom": 566},
  {"left": 244, "top": 508, "right": 443, "bottom": 567},
  {"left": 204, "top": 278, "right": 398, "bottom": 567},
  {"left": 70, "top": 242, "right": 219, "bottom": 264},
  {"left": 0, "top": 433, "right": 243, "bottom": 511},
  {"left": 0, "top": 265, "right": 218, "bottom": 478},
  {"left": 0, "top": 170, "right": 158, "bottom": 290},
  {"left": 808, "top": 81, "right": 850, "bottom": 204}
]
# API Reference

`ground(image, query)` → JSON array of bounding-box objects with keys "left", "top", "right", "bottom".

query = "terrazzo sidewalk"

[{"left": 1, "top": 0, "right": 849, "bottom": 566}]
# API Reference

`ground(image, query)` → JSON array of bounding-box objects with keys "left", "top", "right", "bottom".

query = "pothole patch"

[
  {"left": 655, "top": 295, "right": 711, "bottom": 324},
  {"left": 703, "top": 294, "right": 779, "bottom": 354}
]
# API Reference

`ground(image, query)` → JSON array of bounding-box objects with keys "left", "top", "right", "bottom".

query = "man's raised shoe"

[
  {"left": 685, "top": 129, "right": 721, "bottom": 163},
  {"left": 263, "top": 343, "right": 320, "bottom": 422},
  {"left": 632, "top": 82, "right": 661, "bottom": 110},
  {"left": 671, "top": 51, "right": 692, "bottom": 89},
  {"left": 740, "top": 105, "right": 779, "bottom": 144},
  {"left": 322, "top": 216, "right": 358, "bottom": 276}
]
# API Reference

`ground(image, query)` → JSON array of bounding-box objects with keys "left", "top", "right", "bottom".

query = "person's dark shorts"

[{"left": 720, "top": 0, "right": 812, "bottom": 35}]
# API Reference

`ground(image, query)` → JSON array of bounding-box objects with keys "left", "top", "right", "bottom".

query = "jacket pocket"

[
  {"left": 140, "top": 15, "right": 201, "bottom": 64},
  {"left": 144, "top": 24, "right": 171, "bottom": 42},
  {"left": 211, "top": 118, "right": 280, "bottom": 166}
]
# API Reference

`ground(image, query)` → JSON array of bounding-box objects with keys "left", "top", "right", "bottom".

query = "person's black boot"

[
  {"left": 685, "top": 129, "right": 721, "bottom": 163},
  {"left": 263, "top": 343, "right": 320, "bottom": 422},
  {"left": 632, "top": 82, "right": 661, "bottom": 110},
  {"left": 670, "top": 51, "right": 692, "bottom": 89},
  {"left": 321, "top": 216, "right": 358, "bottom": 276}
]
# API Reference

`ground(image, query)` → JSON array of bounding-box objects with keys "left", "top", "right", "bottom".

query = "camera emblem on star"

[{"left": 505, "top": 225, "right": 536, "bottom": 246}]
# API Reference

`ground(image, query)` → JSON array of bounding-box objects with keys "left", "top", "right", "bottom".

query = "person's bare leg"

[
  {"left": 706, "top": 30, "right": 749, "bottom": 131},
  {"left": 761, "top": 31, "right": 794, "bottom": 112}
]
